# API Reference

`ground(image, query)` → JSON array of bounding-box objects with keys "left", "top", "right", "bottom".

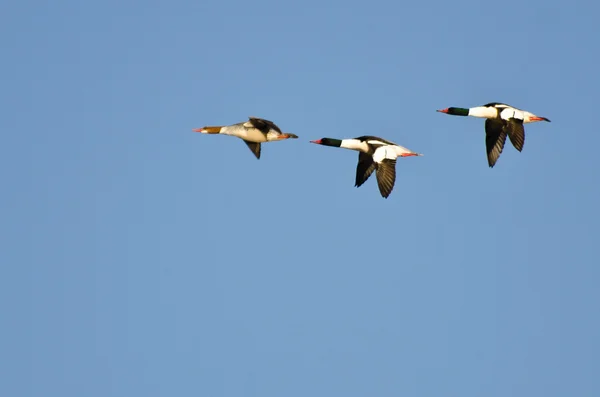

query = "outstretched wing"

[
  {"left": 355, "top": 152, "right": 376, "bottom": 188},
  {"left": 375, "top": 159, "right": 397, "bottom": 198},
  {"left": 506, "top": 118, "right": 525, "bottom": 152},
  {"left": 485, "top": 118, "right": 508, "bottom": 168},
  {"left": 243, "top": 140, "right": 261, "bottom": 159}
]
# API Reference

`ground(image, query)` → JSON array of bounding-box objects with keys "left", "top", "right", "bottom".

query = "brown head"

[{"left": 193, "top": 126, "right": 222, "bottom": 134}]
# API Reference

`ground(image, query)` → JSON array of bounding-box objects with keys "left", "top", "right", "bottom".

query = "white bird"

[
  {"left": 193, "top": 117, "right": 298, "bottom": 159},
  {"left": 310, "top": 136, "right": 423, "bottom": 198},
  {"left": 437, "top": 103, "right": 551, "bottom": 167}
]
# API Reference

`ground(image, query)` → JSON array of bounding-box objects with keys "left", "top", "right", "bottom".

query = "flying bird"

[
  {"left": 437, "top": 103, "right": 550, "bottom": 167},
  {"left": 193, "top": 117, "right": 298, "bottom": 159},
  {"left": 310, "top": 136, "right": 422, "bottom": 198}
]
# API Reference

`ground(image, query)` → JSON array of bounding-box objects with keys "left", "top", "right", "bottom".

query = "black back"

[
  {"left": 248, "top": 117, "right": 282, "bottom": 134},
  {"left": 483, "top": 102, "right": 509, "bottom": 108},
  {"left": 354, "top": 135, "right": 398, "bottom": 147}
]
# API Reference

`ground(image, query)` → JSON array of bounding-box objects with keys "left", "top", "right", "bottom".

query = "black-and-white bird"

[
  {"left": 310, "top": 136, "right": 423, "bottom": 198},
  {"left": 437, "top": 103, "right": 550, "bottom": 167}
]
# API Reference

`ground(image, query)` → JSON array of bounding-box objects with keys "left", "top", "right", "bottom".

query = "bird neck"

[
  {"left": 320, "top": 138, "right": 343, "bottom": 147},
  {"left": 340, "top": 139, "right": 368, "bottom": 151},
  {"left": 446, "top": 107, "right": 470, "bottom": 117},
  {"left": 466, "top": 106, "right": 497, "bottom": 118}
]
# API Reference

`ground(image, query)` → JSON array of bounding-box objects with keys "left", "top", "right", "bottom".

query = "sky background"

[{"left": 1, "top": 0, "right": 599, "bottom": 396}]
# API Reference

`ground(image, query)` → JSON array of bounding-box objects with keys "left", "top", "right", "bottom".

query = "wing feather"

[
  {"left": 375, "top": 159, "right": 397, "bottom": 198},
  {"left": 243, "top": 140, "right": 261, "bottom": 159},
  {"left": 248, "top": 117, "right": 282, "bottom": 133},
  {"left": 506, "top": 118, "right": 525, "bottom": 152},
  {"left": 355, "top": 152, "right": 376, "bottom": 188},
  {"left": 485, "top": 118, "right": 508, "bottom": 168}
]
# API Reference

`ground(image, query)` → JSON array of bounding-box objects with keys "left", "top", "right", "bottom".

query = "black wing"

[
  {"left": 243, "top": 140, "right": 261, "bottom": 159},
  {"left": 355, "top": 152, "right": 376, "bottom": 188},
  {"left": 354, "top": 135, "right": 398, "bottom": 146},
  {"left": 375, "top": 159, "right": 397, "bottom": 199},
  {"left": 248, "top": 117, "right": 282, "bottom": 133},
  {"left": 483, "top": 102, "right": 509, "bottom": 108},
  {"left": 506, "top": 117, "right": 525, "bottom": 152},
  {"left": 485, "top": 118, "right": 508, "bottom": 168}
]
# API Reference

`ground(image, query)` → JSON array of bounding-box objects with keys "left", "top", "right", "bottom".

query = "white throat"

[
  {"left": 468, "top": 106, "right": 498, "bottom": 119},
  {"left": 340, "top": 139, "right": 369, "bottom": 152}
]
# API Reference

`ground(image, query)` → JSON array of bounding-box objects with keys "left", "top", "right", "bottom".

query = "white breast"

[
  {"left": 221, "top": 125, "right": 267, "bottom": 142},
  {"left": 468, "top": 106, "right": 498, "bottom": 118},
  {"left": 340, "top": 139, "right": 370, "bottom": 152}
]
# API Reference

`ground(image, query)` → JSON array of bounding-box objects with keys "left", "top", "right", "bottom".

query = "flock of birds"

[{"left": 194, "top": 102, "right": 551, "bottom": 198}]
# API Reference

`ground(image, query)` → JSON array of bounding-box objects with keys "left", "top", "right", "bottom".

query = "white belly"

[{"left": 221, "top": 126, "right": 267, "bottom": 142}]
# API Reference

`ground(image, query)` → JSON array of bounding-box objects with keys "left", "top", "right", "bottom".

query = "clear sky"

[{"left": 1, "top": 0, "right": 599, "bottom": 396}]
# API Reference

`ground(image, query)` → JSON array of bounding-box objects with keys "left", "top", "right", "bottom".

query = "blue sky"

[{"left": 1, "top": 0, "right": 599, "bottom": 396}]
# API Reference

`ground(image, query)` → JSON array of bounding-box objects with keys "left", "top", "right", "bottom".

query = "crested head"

[
  {"left": 310, "top": 138, "right": 342, "bottom": 147},
  {"left": 437, "top": 107, "right": 469, "bottom": 116}
]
